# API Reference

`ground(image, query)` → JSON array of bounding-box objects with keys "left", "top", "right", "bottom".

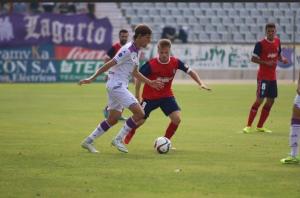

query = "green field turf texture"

[{"left": 0, "top": 83, "right": 299, "bottom": 198}]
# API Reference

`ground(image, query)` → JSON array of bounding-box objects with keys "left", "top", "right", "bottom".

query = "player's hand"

[
  {"left": 149, "top": 79, "right": 164, "bottom": 90},
  {"left": 136, "top": 96, "right": 142, "bottom": 103},
  {"left": 78, "top": 79, "right": 92, "bottom": 85},
  {"left": 281, "top": 57, "right": 289, "bottom": 64},
  {"left": 265, "top": 60, "right": 276, "bottom": 66},
  {"left": 200, "top": 84, "right": 211, "bottom": 91}
]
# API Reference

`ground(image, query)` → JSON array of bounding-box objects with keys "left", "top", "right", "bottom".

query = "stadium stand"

[
  {"left": 1, "top": 2, "right": 299, "bottom": 43},
  {"left": 118, "top": 2, "right": 300, "bottom": 43}
]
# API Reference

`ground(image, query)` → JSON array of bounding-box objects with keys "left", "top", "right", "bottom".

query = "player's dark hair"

[
  {"left": 158, "top": 39, "right": 172, "bottom": 49},
  {"left": 265, "top": 23, "right": 276, "bottom": 30},
  {"left": 119, "top": 29, "right": 128, "bottom": 36},
  {"left": 133, "top": 24, "right": 152, "bottom": 40}
]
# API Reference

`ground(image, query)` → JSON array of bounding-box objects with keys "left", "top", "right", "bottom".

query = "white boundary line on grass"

[{"left": 173, "top": 79, "right": 296, "bottom": 85}]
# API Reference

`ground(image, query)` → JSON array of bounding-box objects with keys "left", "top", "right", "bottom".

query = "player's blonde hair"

[{"left": 158, "top": 39, "right": 172, "bottom": 49}]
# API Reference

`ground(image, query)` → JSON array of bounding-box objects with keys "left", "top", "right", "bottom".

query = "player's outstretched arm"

[
  {"left": 188, "top": 69, "right": 211, "bottom": 91},
  {"left": 78, "top": 59, "right": 117, "bottom": 85},
  {"left": 132, "top": 66, "right": 164, "bottom": 90}
]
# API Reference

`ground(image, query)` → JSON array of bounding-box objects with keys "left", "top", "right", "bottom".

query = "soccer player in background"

[
  {"left": 242, "top": 23, "right": 288, "bottom": 133},
  {"left": 103, "top": 29, "right": 130, "bottom": 121},
  {"left": 124, "top": 39, "right": 211, "bottom": 145},
  {"left": 79, "top": 24, "right": 164, "bottom": 153},
  {"left": 280, "top": 72, "right": 300, "bottom": 164}
]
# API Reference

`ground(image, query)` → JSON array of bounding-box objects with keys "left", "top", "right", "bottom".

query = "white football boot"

[
  {"left": 81, "top": 141, "right": 99, "bottom": 153},
  {"left": 111, "top": 136, "right": 128, "bottom": 153}
]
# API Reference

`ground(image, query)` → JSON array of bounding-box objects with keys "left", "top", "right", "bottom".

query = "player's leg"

[
  {"left": 243, "top": 80, "right": 265, "bottom": 133},
  {"left": 103, "top": 105, "right": 109, "bottom": 119},
  {"left": 160, "top": 97, "right": 181, "bottom": 139},
  {"left": 256, "top": 98, "right": 274, "bottom": 133},
  {"left": 281, "top": 95, "right": 300, "bottom": 164},
  {"left": 112, "top": 103, "right": 144, "bottom": 153},
  {"left": 111, "top": 87, "right": 144, "bottom": 153},
  {"left": 102, "top": 74, "right": 110, "bottom": 119},
  {"left": 165, "top": 111, "right": 181, "bottom": 139},
  {"left": 81, "top": 91, "right": 121, "bottom": 153},
  {"left": 124, "top": 99, "right": 158, "bottom": 144},
  {"left": 256, "top": 80, "right": 277, "bottom": 133}
]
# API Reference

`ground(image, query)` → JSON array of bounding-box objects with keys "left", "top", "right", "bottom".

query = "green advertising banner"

[
  {"left": 0, "top": 59, "right": 106, "bottom": 83},
  {"left": 59, "top": 60, "right": 106, "bottom": 82}
]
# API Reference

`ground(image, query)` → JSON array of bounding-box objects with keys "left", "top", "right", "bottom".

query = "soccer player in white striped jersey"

[
  {"left": 78, "top": 24, "right": 164, "bottom": 153},
  {"left": 281, "top": 72, "right": 300, "bottom": 164}
]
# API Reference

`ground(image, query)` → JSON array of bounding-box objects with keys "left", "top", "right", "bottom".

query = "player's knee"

[
  {"left": 106, "top": 118, "right": 118, "bottom": 126},
  {"left": 172, "top": 117, "right": 181, "bottom": 125},
  {"left": 137, "top": 111, "right": 145, "bottom": 121},
  {"left": 132, "top": 110, "right": 145, "bottom": 122}
]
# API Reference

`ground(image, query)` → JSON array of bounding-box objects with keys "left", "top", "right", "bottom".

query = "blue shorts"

[
  {"left": 141, "top": 97, "right": 181, "bottom": 119},
  {"left": 256, "top": 80, "right": 277, "bottom": 98}
]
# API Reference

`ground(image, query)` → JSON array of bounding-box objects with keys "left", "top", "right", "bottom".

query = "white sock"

[
  {"left": 86, "top": 120, "right": 111, "bottom": 143},
  {"left": 290, "top": 124, "right": 300, "bottom": 157},
  {"left": 115, "top": 117, "right": 136, "bottom": 140},
  {"left": 115, "top": 123, "right": 132, "bottom": 140}
]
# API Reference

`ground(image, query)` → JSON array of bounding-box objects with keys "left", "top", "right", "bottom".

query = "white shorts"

[
  {"left": 106, "top": 82, "right": 138, "bottom": 112},
  {"left": 294, "top": 94, "right": 300, "bottom": 109}
]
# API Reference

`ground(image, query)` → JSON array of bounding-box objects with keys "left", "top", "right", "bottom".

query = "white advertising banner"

[{"left": 140, "top": 43, "right": 299, "bottom": 70}]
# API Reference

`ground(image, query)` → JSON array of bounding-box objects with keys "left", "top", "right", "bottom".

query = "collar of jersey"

[
  {"left": 264, "top": 37, "right": 275, "bottom": 43},
  {"left": 156, "top": 57, "right": 170, "bottom": 64}
]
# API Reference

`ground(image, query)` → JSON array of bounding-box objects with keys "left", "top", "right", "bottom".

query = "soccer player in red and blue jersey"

[
  {"left": 124, "top": 39, "right": 211, "bottom": 145},
  {"left": 243, "top": 23, "right": 288, "bottom": 133}
]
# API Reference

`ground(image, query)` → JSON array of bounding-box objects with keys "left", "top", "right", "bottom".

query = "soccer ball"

[{"left": 154, "top": 137, "right": 171, "bottom": 154}]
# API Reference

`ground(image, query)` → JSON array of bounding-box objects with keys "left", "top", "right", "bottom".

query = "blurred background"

[{"left": 0, "top": 2, "right": 299, "bottom": 83}]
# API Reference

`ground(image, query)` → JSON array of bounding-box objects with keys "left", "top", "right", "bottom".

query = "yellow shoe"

[
  {"left": 242, "top": 126, "right": 251, "bottom": 133},
  {"left": 256, "top": 127, "right": 272, "bottom": 133}
]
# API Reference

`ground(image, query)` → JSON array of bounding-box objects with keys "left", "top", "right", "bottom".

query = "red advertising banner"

[{"left": 55, "top": 45, "right": 107, "bottom": 60}]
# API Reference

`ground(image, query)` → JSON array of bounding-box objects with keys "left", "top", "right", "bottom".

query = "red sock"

[
  {"left": 124, "top": 128, "right": 136, "bottom": 144},
  {"left": 257, "top": 104, "right": 272, "bottom": 128},
  {"left": 164, "top": 122, "right": 179, "bottom": 139},
  {"left": 247, "top": 102, "right": 260, "bottom": 127}
]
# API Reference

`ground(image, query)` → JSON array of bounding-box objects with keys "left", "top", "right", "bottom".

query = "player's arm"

[
  {"left": 178, "top": 60, "right": 211, "bottom": 91},
  {"left": 135, "top": 79, "right": 142, "bottom": 102},
  {"left": 277, "top": 43, "right": 289, "bottom": 64},
  {"left": 132, "top": 65, "right": 163, "bottom": 91},
  {"left": 251, "top": 42, "right": 274, "bottom": 66},
  {"left": 78, "top": 59, "right": 117, "bottom": 85},
  {"left": 134, "top": 62, "right": 150, "bottom": 101},
  {"left": 188, "top": 69, "right": 211, "bottom": 91}
]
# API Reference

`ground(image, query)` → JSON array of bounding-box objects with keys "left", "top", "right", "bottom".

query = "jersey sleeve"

[
  {"left": 252, "top": 42, "right": 262, "bottom": 58},
  {"left": 278, "top": 41, "right": 282, "bottom": 56},
  {"left": 139, "top": 62, "right": 152, "bottom": 76},
  {"left": 113, "top": 48, "right": 130, "bottom": 64},
  {"left": 177, "top": 59, "right": 190, "bottom": 73},
  {"left": 106, "top": 47, "right": 116, "bottom": 59}
]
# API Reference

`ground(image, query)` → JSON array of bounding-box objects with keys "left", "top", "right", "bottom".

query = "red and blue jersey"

[
  {"left": 140, "top": 56, "right": 189, "bottom": 100},
  {"left": 107, "top": 42, "right": 122, "bottom": 58},
  {"left": 253, "top": 37, "right": 281, "bottom": 80}
]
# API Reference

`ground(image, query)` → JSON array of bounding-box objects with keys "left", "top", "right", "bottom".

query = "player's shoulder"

[
  {"left": 170, "top": 56, "right": 183, "bottom": 65},
  {"left": 257, "top": 38, "right": 265, "bottom": 44},
  {"left": 117, "top": 42, "right": 134, "bottom": 55},
  {"left": 169, "top": 56, "right": 177, "bottom": 61},
  {"left": 112, "top": 42, "right": 121, "bottom": 49},
  {"left": 274, "top": 36, "right": 281, "bottom": 43}
]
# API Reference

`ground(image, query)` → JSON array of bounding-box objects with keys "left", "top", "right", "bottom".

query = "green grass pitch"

[{"left": 0, "top": 83, "right": 300, "bottom": 198}]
